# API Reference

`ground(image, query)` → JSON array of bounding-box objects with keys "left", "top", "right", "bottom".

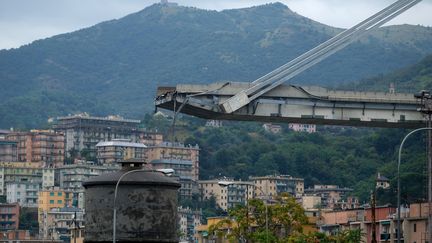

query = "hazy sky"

[{"left": 1, "top": 0, "right": 431, "bottom": 50}]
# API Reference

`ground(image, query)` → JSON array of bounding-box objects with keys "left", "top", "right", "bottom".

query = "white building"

[
  {"left": 178, "top": 206, "right": 202, "bottom": 242},
  {"left": 6, "top": 181, "right": 40, "bottom": 207},
  {"left": 288, "top": 123, "right": 316, "bottom": 133}
]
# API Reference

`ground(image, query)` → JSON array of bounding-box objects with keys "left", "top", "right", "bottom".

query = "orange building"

[{"left": 6, "top": 130, "right": 64, "bottom": 167}]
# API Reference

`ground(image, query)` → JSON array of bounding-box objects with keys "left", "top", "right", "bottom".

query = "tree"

[{"left": 209, "top": 194, "right": 308, "bottom": 242}]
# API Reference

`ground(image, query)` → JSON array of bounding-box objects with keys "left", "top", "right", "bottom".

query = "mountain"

[
  {"left": 346, "top": 54, "right": 432, "bottom": 93},
  {"left": 1, "top": 2, "right": 432, "bottom": 128}
]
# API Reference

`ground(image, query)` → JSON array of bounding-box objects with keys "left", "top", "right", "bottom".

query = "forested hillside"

[
  {"left": 144, "top": 115, "right": 427, "bottom": 203},
  {"left": 1, "top": 2, "right": 432, "bottom": 128},
  {"left": 348, "top": 54, "right": 432, "bottom": 93}
]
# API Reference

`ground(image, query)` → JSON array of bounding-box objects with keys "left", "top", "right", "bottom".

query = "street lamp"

[
  {"left": 397, "top": 127, "right": 432, "bottom": 243},
  {"left": 218, "top": 181, "right": 269, "bottom": 243},
  {"left": 112, "top": 168, "right": 175, "bottom": 243}
]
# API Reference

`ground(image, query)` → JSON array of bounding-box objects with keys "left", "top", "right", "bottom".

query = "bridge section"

[{"left": 155, "top": 82, "right": 425, "bottom": 128}]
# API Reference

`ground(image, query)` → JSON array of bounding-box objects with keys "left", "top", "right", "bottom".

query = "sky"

[{"left": 0, "top": 0, "right": 431, "bottom": 50}]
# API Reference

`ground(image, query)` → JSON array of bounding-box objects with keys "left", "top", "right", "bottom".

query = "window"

[
  {"left": 50, "top": 192, "right": 54, "bottom": 196},
  {"left": 58, "top": 200, "right": 62, "bottom": 204},
  {"left": 414, "top": 223, "right": 417, "bottom": 232},
  {"left": 58, "top": 192, "right": 62, "bottom": 196},
  {"left": 50, "top": 200, "right": 54, "bottom": 204}
]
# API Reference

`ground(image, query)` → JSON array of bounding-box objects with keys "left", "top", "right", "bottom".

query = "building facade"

[
  {"left": 39, "top": 207, "right": 84, "bottom": 241},
  {"left": 6, "top": 181, "right": 40, "bottom": 207},
  {"left": 178, "top": 206, "right": 202, "bottom": 242},
  {"left": 56, "top": 161, "right": 118, "bottom": 208},
  {"left": 250, "top": 175, "right": 304, "bottom": 199},
  {"left": 52, "top": 114, "right": 160, "bottom": 159},
  {"left": 288, "top": 123, "right": 316, "bottom": 133},
  {"left": 0, "top": 141, "right": 18, "bottom": 162},
  {"left": 0, "top": 162, "right": 54, "bottom": 196},
  {"left": 6, "top": 130, "right": 64, "bottom": 167},
  {"left": 0, "top": 203, "right": 20, "bottom": 231},
  {"left": 96, "top": 139, "right": 147, "bottom": 165},
  {"left": 304, "top": 185, "right": 353, "bottom": 209},
  {"left": 199, "top": 180, "right": 254, "bottom": 211}
]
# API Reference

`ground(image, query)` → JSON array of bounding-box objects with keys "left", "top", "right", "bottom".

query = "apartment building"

[
  {"left": 40, "top": 207, "right": 84, "bottom": 242},
  {"left": 52, "top": 114, "right": 161, "bottom": 158},
  {"left": 0, "top": 162, "right": 54, "bottom": 196},
  {"left": 147, "top": 142, "right": 199, "bottom": 181},
  {"left": 6, "top": 181, "right": 40, "bottom": 207},
  {"left": 6, "top": 130, "right": 64, "bottom": 166},
  {"left": 304, "top": 185, "right": 353, "bottom": 209},
  {"left": 250, "top": 175, "right": 304, "bottom": 199},
  {"left": 288, "top": 123, "right": 316, "bottom": 133},
  {"left": 0, "top": 140, "right": 18, "bottom": 162},
  {"left": 199, "top": 180, "right": 254, "bottom": 211},
  {"left": 178, "top": 206, "right": 202, "bottom": 243},
  {"left": 56, "top": 161, "right": 118, "bottom": 208},
  {"left": 96, "top": 139, "right": 147, "bottom": 165},
  {"left": 0, "top": 203, "right": 20, "bottom": 231}
]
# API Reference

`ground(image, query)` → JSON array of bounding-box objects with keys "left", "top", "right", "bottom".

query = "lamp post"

[
  {"left": 397, "top": 127, "right": 432, "bottom": 243},
  {"left": 112, "top": 168, "right": 175, "bottom": 243},
  {"left": 218, "top": 181, "right": 269, "bottom": 243}
]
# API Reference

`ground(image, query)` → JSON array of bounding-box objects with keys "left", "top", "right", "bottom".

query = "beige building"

[
  {"left": 304, "top": 185, "right": 353, "bottom": 209},
  {"left": 147, "top": 142, "right": 199, "bottom": 181},
  {"left": 302, "top": 195, "right": 322, "bottom": 210},
  {"left": 96, "top": 139, "right": 147, "bottom": 165},
  {"left": 199, "top": 180, "right": 254, "bottom": 211},
  {"left": 6, "top": 130, "right": 64, "bottom": 167},
  {"left": 250, "top": 175, "right": 304, "bottom": 199}
]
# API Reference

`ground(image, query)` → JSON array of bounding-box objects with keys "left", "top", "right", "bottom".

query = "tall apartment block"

[
  {"left": 52, "top": 114, "right": 162, "bottom": 158},
  {"left": 5, "top": 130, "right": 64, "bottom": 167}
]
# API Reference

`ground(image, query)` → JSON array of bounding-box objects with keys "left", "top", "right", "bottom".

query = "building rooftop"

[
  {"left": 96, "top": 141, "right": 147, "bottom": 148},
  {"left": 57, "top": 114, "right": 140, "bottom": 123}
]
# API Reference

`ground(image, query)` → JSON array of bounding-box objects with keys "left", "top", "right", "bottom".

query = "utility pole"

[
  {"left": 414, "top": 91, "right": 432, "bottom": 243},
  {"left": 371, "top": 189, "right": 377, "bottom": 243}
]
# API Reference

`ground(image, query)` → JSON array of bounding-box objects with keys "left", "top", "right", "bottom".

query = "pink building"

[{"left": 0, "top": 203, "right": 20, "bottom": 231}]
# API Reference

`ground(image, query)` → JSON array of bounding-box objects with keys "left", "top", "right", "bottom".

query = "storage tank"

[{"left": 83, "top": 159, "right": 181, "bottom": 243}]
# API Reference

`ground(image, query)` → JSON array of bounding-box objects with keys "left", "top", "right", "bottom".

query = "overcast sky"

[{"left": 1, "top": 0, "right": 431, "bottom": 50}]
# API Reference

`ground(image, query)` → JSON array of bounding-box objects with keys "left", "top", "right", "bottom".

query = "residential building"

[
  {"left": 52, "top": 114, "right": 145, "bottom": 158},
  {"left": 302, "top": 195, "right": 322, "bottom": 210},
  {"left": 262, "top": 123, "right": 282, "bottom": 134},
  {"left": 376, "top": 172, "right": 390, "bottom": 189},
  {"left": 250, "top": 175, "right": 304, "bottom": 199},
  {"left": 6, "top": 130, "right": 64, "bottom": 167},
  {"left": 0, "top": 140, "right": 18, "bottom": 162},
  {"left": 0, "top": 130, "right": 12, "bottom": 140},
  {"left": 195, "top": 217, "right": 230, "bottom": 243},
  {"left": 38, "top": 187, "right": 67, "bottom": 235},
  {"left": 205, "top": 120, "right": 223, "bottom": 128},
  {"left": 147, "top": 142, "right": 199, "bottom": 181},
  {"left": 6, "top": 181, "right": 40, "bottom": 207},
  {"left": 178, "top": 206, "right": 202, "bottom": 242},
  {"left": 199, "top": 179, "right": 254, "bottom": 211},
  {"left": 137, "top": 131, "right": 163, "bottom": 146},
  {"left": 304, "top": 185, "right": 353, "bottom": 209},
  {"left": 0, "top": 162, "right": 54, "bottom": 196},
  {"left": 319, "top": 208, "right": 365, "bottom": 235},
  {"left": 0, "top": 203, "right": 20, "bottom": 231},
  {"left": 288, "top": 123, "right": 316, "bottom": 133},
  {"left": 39, "top": 207, "right": 83, "bottom": 241},
  {"left": 96, "top": 139, "right": 147, "bottom": 165},
  {"left": 56, "top": 161, "right": 118, "bottom": 208}
]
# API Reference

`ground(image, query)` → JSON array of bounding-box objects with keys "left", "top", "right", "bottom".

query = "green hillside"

[
  {"left": 348, "top": 54, "right": 432, "bottom": 93},
  {"left": 1, "top": 2, "right": 431, "bottom": 128}
]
